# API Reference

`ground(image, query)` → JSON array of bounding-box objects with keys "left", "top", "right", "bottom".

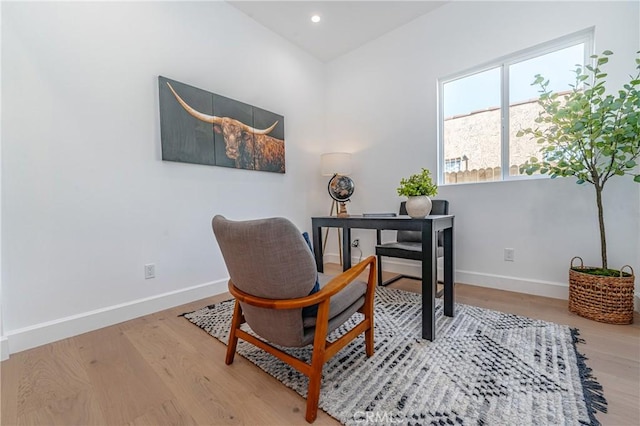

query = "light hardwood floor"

[{"left": 2, "top": 265, "right": 639, "bottom": 425}]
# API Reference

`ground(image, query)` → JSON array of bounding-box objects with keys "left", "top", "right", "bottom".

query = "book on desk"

[{"left": 362, "top": 213, "right": 397, "bottom": 217}]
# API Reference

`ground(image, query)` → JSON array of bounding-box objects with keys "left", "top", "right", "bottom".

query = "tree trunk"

[{"left": 594, "top": 184, "right": 607, "bottom": 269}]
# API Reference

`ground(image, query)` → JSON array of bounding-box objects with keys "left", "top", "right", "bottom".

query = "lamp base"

[{"left": 337, "top": 202, "right": 349, "bottom": 217}]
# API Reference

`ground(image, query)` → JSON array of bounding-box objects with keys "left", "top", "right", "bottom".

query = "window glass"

[
  {"left": 438, "top": 30, "right": 591, "bottom": 185},
  {"left": 508, "top": 44, "right": 584, "bottom": 175},
  {"left": 442, "top": 68, "right": 501, "bottom": 184}
]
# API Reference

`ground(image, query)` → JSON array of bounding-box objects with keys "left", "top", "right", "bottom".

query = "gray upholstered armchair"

[{"left": 212, "top": 215, "right": 376, "bottom": 423}]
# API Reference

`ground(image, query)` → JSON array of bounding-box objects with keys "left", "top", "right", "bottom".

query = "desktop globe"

[
  {"left": 328, "top": 174, "right": 354, "bottom": 202},
  {"left": 328, "top": 174, "right": 354, "bottom": 216}
]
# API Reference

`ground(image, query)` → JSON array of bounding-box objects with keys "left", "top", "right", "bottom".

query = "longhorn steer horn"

[{"left": 166, "top": 82, "right": 278, "bottom": 135}]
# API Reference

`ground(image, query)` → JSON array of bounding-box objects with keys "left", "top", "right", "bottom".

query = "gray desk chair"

[
  {"left": 375, "top": 200, "right": 449, "bottom": 292},
  {"left": 212, "top": 215, "right": 376, "bottom": 423}
]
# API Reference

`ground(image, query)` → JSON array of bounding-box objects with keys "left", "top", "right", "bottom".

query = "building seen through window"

[{"left": 444, "top": 156, "right": 467, "bottom": 173}]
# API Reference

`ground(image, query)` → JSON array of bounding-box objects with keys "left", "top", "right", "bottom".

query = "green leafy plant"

[
  {"left": 517, "top": 50, "right": 640, "bottom": 270},
  {"left": 397, "top": 168, "right": 438, "bottom": 197}
]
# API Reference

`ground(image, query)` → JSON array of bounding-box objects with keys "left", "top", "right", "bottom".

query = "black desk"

[{"left": 311, "top": 215, "right": 455, "bottom": 341}]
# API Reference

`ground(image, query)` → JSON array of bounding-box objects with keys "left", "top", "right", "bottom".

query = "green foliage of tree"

[
  {"left": 517, "top": 50, "right": 640, "bottom": 269},
  {"left": 397, "top": 168, "right": 438, "bottom": 197}
]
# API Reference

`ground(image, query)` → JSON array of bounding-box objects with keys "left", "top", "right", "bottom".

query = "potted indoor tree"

[
  {"left": 397, "top": 168, "right": 438, "bottom": 218},
  {"left": 518, "top": 50, "right": 639, "bottom": 324}
]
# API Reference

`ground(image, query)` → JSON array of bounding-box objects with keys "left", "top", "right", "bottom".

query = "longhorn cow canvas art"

[{"left": 158, "top": 76, "right": 285, "bottom": 173}]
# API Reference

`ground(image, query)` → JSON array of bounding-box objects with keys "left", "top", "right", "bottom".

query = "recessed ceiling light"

[{"left": 311, "top": 15, "right": 321, "bottom": 23}]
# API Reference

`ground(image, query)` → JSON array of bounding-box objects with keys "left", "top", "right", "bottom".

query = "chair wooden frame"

[{"left": 225, "top": 256, "right": 377, "bottom": 423}]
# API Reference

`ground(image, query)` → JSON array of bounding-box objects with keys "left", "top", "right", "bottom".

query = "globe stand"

[
  {"left": 337, "top": 201, "right": 349, "bottom": 217},
  {"left": 322, "top": 199, "right": 343, "bottom": 266}
]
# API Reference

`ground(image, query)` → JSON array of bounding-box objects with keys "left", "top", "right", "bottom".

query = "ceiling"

[{"left": 227, "top": 1, "right": 448, "bottom": 62}]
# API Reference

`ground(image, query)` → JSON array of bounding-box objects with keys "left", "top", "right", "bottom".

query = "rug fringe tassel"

[
  {"left": 571, "top": 328, "right": 608, "bottom": 426},
  {"left": 178, "top": 303, "right": 219, "bottom": 317}
]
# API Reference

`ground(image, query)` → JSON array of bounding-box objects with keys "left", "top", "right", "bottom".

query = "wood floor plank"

[
  {"left": 1, "top": 264, "right": 638, "bottom": 425},
  {"left": 1, "top": 354, "right": 22, "bottom": 425},
  {"left": 17, "top": 390, "right": 105, "bottom": 426},
  {"left": 127, "top": 399, "right": 198, "bottom": 426},
  {"left": 75, "top": 323, "right": 175, "bottom": 425},
  {"left": 123, "top": 320, "right": 242, "bottom": 425},
  {"left": 14, "top": 341, "right": 85, "bottom": 417},
  {"left": 6, "top": 337, "right": 106, "bottom": 425}
]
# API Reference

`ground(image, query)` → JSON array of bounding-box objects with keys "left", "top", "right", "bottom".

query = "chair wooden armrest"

[{"left": 228, "top": 255, "right": 377, "bottom": 310}]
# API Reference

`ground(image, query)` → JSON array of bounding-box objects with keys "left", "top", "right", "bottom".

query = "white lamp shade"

[{"left": 321, "top": 152, "right": 352, "bottom": 176}]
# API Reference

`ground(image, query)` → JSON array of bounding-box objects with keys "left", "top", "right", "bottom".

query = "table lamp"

[{"left": 321, "top": 152, "right": 352, "bottom": 178}]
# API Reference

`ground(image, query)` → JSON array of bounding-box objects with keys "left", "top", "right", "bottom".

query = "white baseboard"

[
  {"left": 1, "top": 336, "right": 9, "bottom": 361},
  {"left": 455, "top": 270, "right": 568, "bottom": 300},
  {"left": 324, "top": 254, "right": 568, "bottom": 300},
  {"left": 4, "top": 279, "right": 228, "bottom": 357}
]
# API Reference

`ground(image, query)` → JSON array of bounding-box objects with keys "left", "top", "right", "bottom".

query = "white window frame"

[{"left": 437, "top": 28, "right": 594, "bottom": 185}]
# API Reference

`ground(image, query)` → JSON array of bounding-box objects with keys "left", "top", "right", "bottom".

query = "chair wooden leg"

[
  {"left": 225, "top": 300, "right": 242, "bottom": 365},
  {"left": 305, "top": 351, "right": 323, "bottom": 423},
  {"left": 305, "top": 302, "right": 330, "bottom": 423},
  {"left": 365, "top": 316, "right": 374, "bottom": 357},
  {"left": 365, "top": 258, "right": 376, "bottom": 357}
]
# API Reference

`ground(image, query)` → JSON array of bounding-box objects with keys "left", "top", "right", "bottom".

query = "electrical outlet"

[
  {"left": 144, "top": 263, "right": 156, "bottom": 279},
  {"left": 351, "top": 239, "right": 360, "bottom": 248},
  {"left": 504, "top": 248, "right": 515, "bottom": 262}
]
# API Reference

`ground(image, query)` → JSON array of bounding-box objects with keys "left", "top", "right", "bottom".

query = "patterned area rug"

[{"left": 182, "top": 287, "right": 606, "bottom": 425}]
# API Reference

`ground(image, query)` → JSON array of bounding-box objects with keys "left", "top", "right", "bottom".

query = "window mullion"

[
  {"left": 501, "top": 63, "right": 510, "bottom": 180},
  {"left": 437, "top": 80, "right": 445, "bottom": 185}
]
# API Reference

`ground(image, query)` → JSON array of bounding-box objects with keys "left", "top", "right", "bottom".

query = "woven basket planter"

[{"left": 568, "top": 257, "right": 635, "bottom": 324}]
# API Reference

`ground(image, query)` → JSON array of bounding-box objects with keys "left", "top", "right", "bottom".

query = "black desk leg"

[
  {"left": 443, "top": 220, "right": 455, "bottom": 317},
  {"left": 421, "top": 221, "right": 437, "bottom": 341},
  {"left": 312, "top": 225, "right": 324, "bottom": 273},
  {"left": 376, "top": 230, "right": 382, "bottom": 286},
  {"left": 342, "top": 227, "right": 351, "bottom": 270}
]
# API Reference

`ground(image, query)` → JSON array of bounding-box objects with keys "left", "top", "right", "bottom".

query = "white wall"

[
  {"left": 2, "top": 1, "right": 326, "bottom": 355},
  {"left": 323, "top": 1, "right": 640, "bottom": 297}
]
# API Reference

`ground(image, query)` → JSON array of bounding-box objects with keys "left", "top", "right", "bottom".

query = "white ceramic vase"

[{"left": 405, "top": 195, "right": 432, "bottom": 218}]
